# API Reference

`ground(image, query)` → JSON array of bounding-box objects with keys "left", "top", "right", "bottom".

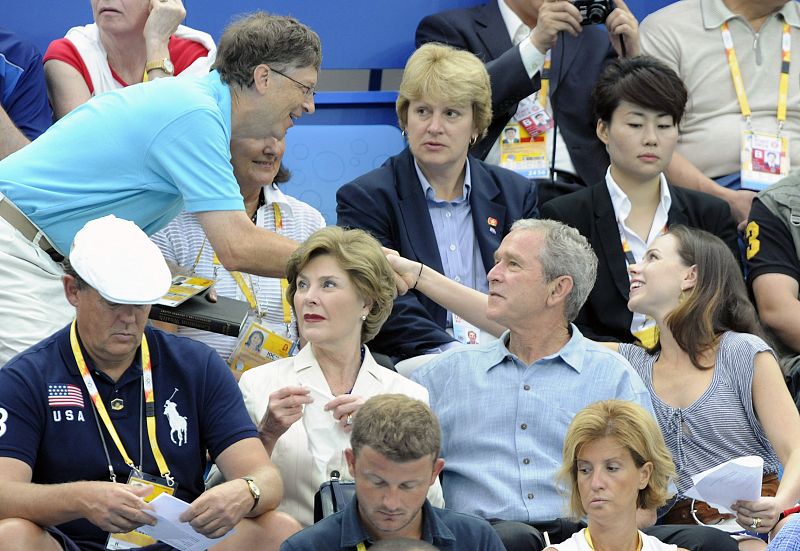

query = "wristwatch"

[
  {"left": 240, "top": 476, "right": 261, "bottom": 512},
  {"left": 144, "top": 57, "right": 174, "bottom": 76}
]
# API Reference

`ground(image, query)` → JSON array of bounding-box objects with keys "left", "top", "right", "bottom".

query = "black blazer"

[
  {"left": 336, "top": 148, "right": 538, "bottom": 360},
  {"left": 416, "top": 0, "right": 615, "bottom": 185},
  {"left": 541, "top": 183, "right": 739, "bottom": 342}
]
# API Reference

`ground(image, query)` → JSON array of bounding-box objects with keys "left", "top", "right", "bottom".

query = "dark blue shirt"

[
  {"left": 0, "top": 27, "right": 52, "bottom": 140},
  {"left": 280, "top": 497, "right": 505, "bottom": 551},
  {"left": 0, "top": 325, "right": 257, "bottom": 547}
]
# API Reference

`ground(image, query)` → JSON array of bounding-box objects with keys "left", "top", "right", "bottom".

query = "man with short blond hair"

[{"left": 281, "top": 394, "right": 504, "bottom": 551}]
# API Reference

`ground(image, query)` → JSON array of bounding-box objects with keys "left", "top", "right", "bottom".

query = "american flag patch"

[{"left": 48, "top": 384, "right": 84, "bottom": 408}]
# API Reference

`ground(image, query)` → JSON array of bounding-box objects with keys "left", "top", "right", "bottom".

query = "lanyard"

[
  {"left": 356, "top": 543, "right": 367, "bottom": 551},
  {"left": 721, "top": 21, "right": 791, "bottom": 129},
  {"left": 211, "top": 252, "right": 262, "bottom": 315},
  {"left": 272, "top": 203, "right": 292, "bottom": 328},
  {"left": 539, "top": 50, "right": 552, "bottom": 110},
  {"left": 585, "top": 528, "right": 642, "bottom": 551},
  {"left": 70, "top": 321, "right": 173, "bottom": 484},
  {"left": 196, "top": 202, "right": 292, "bottom": 325},
  {"left": 616, "top": 219, "right": 668, "bottom": 267}
]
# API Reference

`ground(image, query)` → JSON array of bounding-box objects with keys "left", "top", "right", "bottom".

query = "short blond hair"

[
  {"left": 558, "top": 400, "right": 675, "bottom": 518},
  {"left": 285, "top": 226, "right": 396, "bottom": 344},
  {"left": 396, "top": 43, "right": 492, "bottom": 139},
  {"left": 350, "top": 394, "right": 440, "bottom": 462}
]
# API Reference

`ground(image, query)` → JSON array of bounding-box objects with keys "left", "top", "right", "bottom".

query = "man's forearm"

[
  {"left": 0, "top": 480, "right": 89, "bottom": 526},
  {"left": 197, "top": 211, "right": 299, "bottom": 278},
  {"left": 664, "top": 151, "right": 725, "bottom": 196},
  {"left": 761, "top": 301, "right": 800, "bottom": 354},
  {"left": 247, "top": 463, "right": 283, "bottom": 516},
  {"left": 0, "top": 107, "right": 31, "bottom": 160}
]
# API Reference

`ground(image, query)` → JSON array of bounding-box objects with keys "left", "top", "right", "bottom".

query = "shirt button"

[
  {"left": 523, "top": 458, "right": 530, "bottom": 465},
  {"left": 520, "top": 423, "right": 528, "bottom": 430},
  {"left": 454, "top": 276, "right": 461, "bottom": 283},
  {"left": 523, "top": 384, "right": 530, "bottom": 391},
  {"left": 446, "top": 211, "right": 452, "bottom": 218},
  {"left": 527, "top": 493, "right": 534, "bottom": 500},
  {"left": 449, "top": 244, "right": 456, "bottom": 252}
]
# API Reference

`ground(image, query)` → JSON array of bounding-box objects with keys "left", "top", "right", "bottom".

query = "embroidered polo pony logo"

[{"left": 163, "top": 388, "right": 188, "bottom": 447}]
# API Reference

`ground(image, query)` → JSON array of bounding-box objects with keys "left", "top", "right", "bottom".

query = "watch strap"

[
  {"left": 240, "top": 476, "right": 260, "bottom": 512},
  {"left": 144, "top": 57, "right": 174, "bottom": 76}
]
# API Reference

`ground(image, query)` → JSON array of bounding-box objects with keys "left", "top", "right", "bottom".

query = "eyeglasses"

[{"left": 271, "top": 68, "right": 316, "bottom": 98}]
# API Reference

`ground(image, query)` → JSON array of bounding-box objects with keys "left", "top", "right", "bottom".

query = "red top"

[{"left": 44, "top": 35, "right": 209, "bottom": 94}]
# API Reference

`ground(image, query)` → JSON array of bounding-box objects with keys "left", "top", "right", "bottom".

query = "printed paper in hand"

[
  {"left": 135, "top": 493, "right": 234, "bottom": 551},
  {"left": 683, "top": 455, "right": 764, "bottom": 514}
]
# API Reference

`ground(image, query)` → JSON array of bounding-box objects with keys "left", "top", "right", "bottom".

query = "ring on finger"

[
  {"left": 750, "top": 517, "right": 762, "bottom": 530},
  {"left": 346, "top": 414, "right": 353, "bottom": 425}
]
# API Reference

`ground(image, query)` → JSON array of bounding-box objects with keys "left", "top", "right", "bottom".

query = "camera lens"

[{"left": 588, "top": 5, "right": 607, "bottom": 23}]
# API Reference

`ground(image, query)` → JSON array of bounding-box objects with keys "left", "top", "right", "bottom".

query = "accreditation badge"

[
  {"left": 228, "top": 314, "right": 298, "bottom": 375},
  {"left": 499, "top": 123, "right": 550, "bottom": 180},
  {"left": 106, "top": 471, "right": 177, "bottom": 549},
  {"left": 740, "top": 129, "right": 789, "bottom": 191},
  {"left": 452, "top": 314, "right": 482, "bottom": 345}
]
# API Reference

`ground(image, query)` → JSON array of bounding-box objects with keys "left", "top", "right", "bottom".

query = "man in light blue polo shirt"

[
  {"left": 410, "top": 219, "right": 737, "bottom": 551},
  {"left": 0, "top": 12, "right": 320, "bottom": 365}
]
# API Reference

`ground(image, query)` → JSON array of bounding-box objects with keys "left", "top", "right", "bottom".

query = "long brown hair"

[{"left": 649, "top": 226, "right": 764, "bottom": 369}]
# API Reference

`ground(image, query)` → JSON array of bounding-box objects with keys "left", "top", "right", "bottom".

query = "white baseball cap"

[{"left": 69, "top": 215, "right": 171, "bottom": 305}]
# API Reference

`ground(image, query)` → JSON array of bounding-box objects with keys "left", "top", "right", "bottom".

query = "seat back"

[{"left": 282, "top": 125, "right": 406, "bottom": 224}]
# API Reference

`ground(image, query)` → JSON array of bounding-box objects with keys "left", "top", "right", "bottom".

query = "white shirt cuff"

[{"left": 518, "top": 39, "right": 546, "bottom": 80}]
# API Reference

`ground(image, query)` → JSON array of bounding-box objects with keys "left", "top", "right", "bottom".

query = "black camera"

[{"left": 572, "top": 0, "right": 614, "bottom": 25}]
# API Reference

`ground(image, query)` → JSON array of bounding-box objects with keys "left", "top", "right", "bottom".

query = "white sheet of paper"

[
  {"left": 683, "top": 455, "right": 764, "bottom": 514},
  {"left": 135, "top": 493, "right": 234, "bottom": 551},
  {"left": 301, "top": 383, "right": 351, "bottom": 480}
]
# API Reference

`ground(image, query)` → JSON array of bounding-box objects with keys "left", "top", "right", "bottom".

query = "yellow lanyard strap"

[
  {"left": 70, "top": 321, "right": 172, "bottom": 482},
  {"left": 585, "top": 528, "right": 642, "bottom": 551},
  {"left": 721, "top": 21, "right": 791, "bottom": 124},
  {"left": 539, "top": 50, "right": 552, "bottom": 110},
  {"left": 200, "top": 201, "right": 292, "bottom": 323},
  {"left": 272, "top": 203, "right": 292, "bottom": 326},
  {"left": 211, "top": 251, "right": 261, "bottom": 313}
]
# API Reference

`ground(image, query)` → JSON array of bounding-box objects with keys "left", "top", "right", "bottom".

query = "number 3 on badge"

[{"left": 0, "top": 408, "right": 7, "bottom": 437}]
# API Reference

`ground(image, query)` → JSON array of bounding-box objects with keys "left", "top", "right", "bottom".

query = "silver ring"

[{"left": 345, "top": 414, "right": 353, "bottom": 425}]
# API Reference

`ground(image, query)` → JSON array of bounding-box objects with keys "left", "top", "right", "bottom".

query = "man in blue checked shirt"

[{"left": 404, "top": 219, "right": 737, "bottom": 551}]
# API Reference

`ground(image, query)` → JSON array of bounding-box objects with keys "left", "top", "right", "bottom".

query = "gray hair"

[
  {"left": 213, "top": 12, "right": 322, "bottom": 88},
  {"left": 510, "top": 219, "right": 597, "bottom": 322}
]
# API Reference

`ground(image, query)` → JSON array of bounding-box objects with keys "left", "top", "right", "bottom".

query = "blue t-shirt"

[
  {"left": 281, "top": 497, "right": 505, "bottom": 551},
  {"left": 0, "top": 27, "right": 52, "bottom": 140},
  {"left": 0, "top": 70, "right": 243, "bottom": 254},
  {"left": 0, "top": 325, "right": 257, "bottom": 547}
]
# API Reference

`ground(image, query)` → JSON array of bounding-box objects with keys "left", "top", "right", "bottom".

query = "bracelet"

[
  {"left": 779, "top": 505, "right": 800, "bottom": 521},
  {"left": 412, "top": 263, "right": 424, "bottom": 290}
]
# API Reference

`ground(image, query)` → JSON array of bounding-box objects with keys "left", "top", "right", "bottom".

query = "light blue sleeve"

[{"left": 146, "top": 108, "right": 244, "bottom": 214}]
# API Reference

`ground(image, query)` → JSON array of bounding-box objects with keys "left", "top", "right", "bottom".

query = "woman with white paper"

[
  {"left": 386, "top": 226, "right": 800, "bottom": 547},
  {"left": 236, "top": 226, "right": 443, "bottom": 527}
]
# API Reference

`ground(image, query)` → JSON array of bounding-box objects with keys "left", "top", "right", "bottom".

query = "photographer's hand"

[
  {"left": 605, "top": 0, "right": 641, "bottom": 57},
  {"left": 531, "top": 0, "right": 582, "bottom": 53}
]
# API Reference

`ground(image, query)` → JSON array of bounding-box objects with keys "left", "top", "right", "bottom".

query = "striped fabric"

[
  {"left": 151, "top": 185, "right": 325, "bottom": 360},
  {"left": 619, "top": 332, "right": 781, "bottom": 495}
]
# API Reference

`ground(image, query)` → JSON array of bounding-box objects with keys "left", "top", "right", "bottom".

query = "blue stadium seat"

[{"left": 281, "top": 124, "right": 406, "bottom": 224}]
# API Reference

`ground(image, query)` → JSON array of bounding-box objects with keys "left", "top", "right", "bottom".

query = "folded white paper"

[
  {"left": 302, "top": 383, "right": 351, "bottom": 481},
  {"left": 683, "top": 455, "right": 764, "bottom": 514},
  {"left": 136, "top": 493, "right": 234, "bottom": 551}
]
